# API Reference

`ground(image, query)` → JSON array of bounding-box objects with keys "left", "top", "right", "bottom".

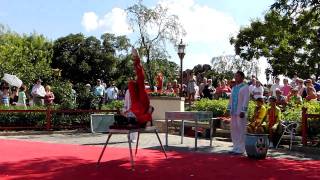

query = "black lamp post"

[
  {"left": 316, "top": 28, "right": 320, "bottom": 80},
  {"left": 177, "top": 39, "right": 186, "bottom": 97},
  {"left": 317, "top": 28, "right": 320, "bottom": 43}
]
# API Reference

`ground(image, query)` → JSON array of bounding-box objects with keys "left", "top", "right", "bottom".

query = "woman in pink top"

[
  {"left": 215, "top": 80, "right": 231, "bottom": 98},
  {"left": 281, "top": 78, "right": 292, "bottom": 96},
  {"left": 44, "top": 85, "right": 55, "bottom": 106}
]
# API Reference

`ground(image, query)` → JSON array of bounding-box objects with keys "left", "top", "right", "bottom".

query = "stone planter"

[{"left": 150, "top": 96, "right": 185, "bottom": 120}]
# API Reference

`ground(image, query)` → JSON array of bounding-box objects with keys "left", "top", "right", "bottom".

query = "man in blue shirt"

[
  {"left": 312, "top": 78, "right": 320, "bottom": 92},
  {"left": 227, "top": 71, "right": 250, "bottom": 155},
  {"left": 94, "top": 79, "right": 105, "bottom": 110}
]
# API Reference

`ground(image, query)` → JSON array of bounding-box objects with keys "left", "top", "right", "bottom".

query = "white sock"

[{"left": 130, "top": 132, "right": 138, "bottom": 141}]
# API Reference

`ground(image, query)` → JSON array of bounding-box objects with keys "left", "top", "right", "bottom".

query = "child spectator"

[
  {"left": 267, "top": 96, "right": 282, "bottom": 148},
  {"left": 164, "top": 82, "right": 174, "bottom": 94},
  {"left": 305, "top": 79, "right": 317, "bottom": 101},
  {"left": 1, "top": 86, "right": 10, "bottom": 106},
  {"left": 17, "top": 85, "right": 27, "bottom": 107},
  {"left": 275, "top": 88, "right": 287, "bottom": 111},
  {"left": 247, "top": 97, "right": 267, "bottom": 134},
  {"left": 287, "top": 88, "right": 302, "bottom": 106},
  {"left": 44, "top": 85, "right": 55, "bottom": 106}
]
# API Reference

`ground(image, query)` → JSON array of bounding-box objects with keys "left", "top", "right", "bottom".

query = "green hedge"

[
  {"left": 0, "top": 101, "right": 124, "bottom": 129},
  {"left": 191, "top": 99, "right": 256, "bottom": 118},
  {"left": 0, "top": 106, "right": 47, "bottom": 128},
  {"left": 101, "top": 100, "right": 124, "bottom": 110},
  {"left": 192, "top": 99, "right": 320, "bottom": 122}
]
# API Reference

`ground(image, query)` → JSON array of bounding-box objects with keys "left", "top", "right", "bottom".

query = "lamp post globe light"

[{"left": 177, "top": 39, "right": 186, "bottom": 97}]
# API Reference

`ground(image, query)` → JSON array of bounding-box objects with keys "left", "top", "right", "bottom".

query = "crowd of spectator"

[
  {"left": 0, "top": 79, "right": 56, "bottom": 107},
  {"left": 248, "top": 75, "right": 319, "bottom": 111},
  {"left": 2, "top": 72, "right": 319, "bottom": 110},
  {"left": 0, "top": 77, "right": 123, "bottom": 109},
  {"left": 161, "top": 72, "right": 320, "bottom": 107}
]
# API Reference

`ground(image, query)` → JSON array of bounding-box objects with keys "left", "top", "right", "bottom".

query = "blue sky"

[{"left": 0, "top": 0, "right": 274, "bottom": 80}]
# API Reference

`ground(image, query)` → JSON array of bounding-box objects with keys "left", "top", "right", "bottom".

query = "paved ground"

[{"left": 0, "top": 131, "right": 319, "bottom": 160}]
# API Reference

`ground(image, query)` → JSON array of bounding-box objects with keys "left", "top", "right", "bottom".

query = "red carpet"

[{"left": 0, "top": 139, "right": 319, "bottom": 180}]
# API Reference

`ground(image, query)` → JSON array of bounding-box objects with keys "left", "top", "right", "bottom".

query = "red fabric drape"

[{"left": 128, "top": 54, "right": 152, "bottom": 124}]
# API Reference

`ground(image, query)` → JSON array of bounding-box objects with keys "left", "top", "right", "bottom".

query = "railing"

[
  {"left": 0, "top": 108, "right": 120, "bottom": 131},
  {"left": 301, "top": 107, "right": 320, "bottom": 146}
]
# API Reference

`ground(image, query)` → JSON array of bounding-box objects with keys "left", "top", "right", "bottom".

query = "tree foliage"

[
  {"left": 127, "top": 0, "right": 186, "bottom": 88},
  {"left": 52, "top": 33, "right": 117, "bottom": 84},
  {"left": 271, "top": 0, "right": 320, "bottom": 16},
  {"left": 148, "top": 58, "right": 179, "bottom": 84},
  {"left": 100, "top": 33, "right": 135, "bottom": 88},
  {"left": 0, "top": 29, "right": 53, "bottom": 86},
  {"left": 230, "top": 1, "right": 320, "bottom": 79},
  {"left": 211, "top": 55, "right": 260, "bottom": 78}
]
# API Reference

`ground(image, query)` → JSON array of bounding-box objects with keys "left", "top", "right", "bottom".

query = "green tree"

[
  {"left": 52, "top": 33, "right": 116, "bottom": 84},
  {"left": 101, "top": 33, "right": 135, "bottom": 88},
  {"left": 0, "top": 29, "right": 53, "bottom": 86},
  {"left": 127, "top": 1, "right": 186, "bottom": 89},
  {"left": 149, "top": 58, "right": 179, "bottom": 85},
  {"left": 211, "top": 55, "right": 260, "bottom": 78},
  {"left": 271, "top": 0, "right": 320, "bottom": 16},
  {"left": 230, "top": 8, "right": 320, "bottom": 79},
  {"left": 101, "top": 33, "right": 132, "bottom": 57}
]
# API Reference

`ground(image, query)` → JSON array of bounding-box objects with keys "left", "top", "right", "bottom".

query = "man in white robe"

[{"left": 227, "top": 71, "right": 250, "bottom": 155}]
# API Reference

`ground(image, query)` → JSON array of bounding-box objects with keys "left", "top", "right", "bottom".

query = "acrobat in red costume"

[{"left": 128, "top": 49, "right": 152, "bottom": 125}]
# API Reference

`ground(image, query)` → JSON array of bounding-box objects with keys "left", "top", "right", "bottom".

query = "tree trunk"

[{"left": 146, "top": 48, "right": 155, "bottom": 91}]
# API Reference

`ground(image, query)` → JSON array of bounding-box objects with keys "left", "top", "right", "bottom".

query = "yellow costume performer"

[{"left": 247, "top": 98, "right": 267, "bottom": 134}]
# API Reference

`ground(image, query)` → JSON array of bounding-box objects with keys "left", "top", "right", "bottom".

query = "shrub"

[
  {"left": 0, "top": 105, "right": 46, "bottom": 128},
  {"left": 192, "top": 99, "right": 228, "bottom": 117},
  {"left": 102, "top": 100, "right": 124, "bottom": 110},
  {"left": 192, "top": 99, "right": 256, "bottom": 118},
  {"left": 149, "top": 92, "right": 177, "bottom": 97},
  {"left": 192, "top": 99, "right": 320, "bottom": 124},
  {"left": 281, "top": 101, "right": 320, "bottom": 122},
  {"left": 51, "top": 80, "right": 77, "bottom": 109},
  {"left": 74, "top": 83, "right": 96, "bottom": 109},
  {"left": 51, "top": 113, "right": 90, "bottom": 129}
]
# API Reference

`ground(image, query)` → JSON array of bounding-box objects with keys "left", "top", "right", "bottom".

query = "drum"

[{"left": 245, "top": 133, "right": 269, "bottom": 159}]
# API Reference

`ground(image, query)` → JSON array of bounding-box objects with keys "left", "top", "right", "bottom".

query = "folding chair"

[
  {"left": 97, "top": 109, "right": 167, "bottom": 170},
  {"left": 276, "top": 121, "right": 299, "bottom": 150}
]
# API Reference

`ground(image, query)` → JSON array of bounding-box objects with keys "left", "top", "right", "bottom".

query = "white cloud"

[
  {"left": 81, "top": 12, "right": 99, "bottom": 32},
  {"left": 159, "top": 0, "right": 239, "bottom": 45},
  {"left": 157, "top": 0, "right": 240, "bottom": 72},
  {"left": 98, "top": 8, "right": 132, "bottom": 35},
  {"left": 80, "top": 0, "right": 269, "bottom": 80},
  {"left": 81, "top": 8, "right": 132, "bottom": 35}
]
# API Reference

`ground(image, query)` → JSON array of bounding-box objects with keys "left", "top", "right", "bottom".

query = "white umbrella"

[{"left": 2, "top": 73, "right": 23, "bottom": 88}]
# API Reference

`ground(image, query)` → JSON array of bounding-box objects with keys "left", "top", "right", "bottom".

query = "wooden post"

[{"left": 301, "top": 107, "right": 307, "bottom": 146}]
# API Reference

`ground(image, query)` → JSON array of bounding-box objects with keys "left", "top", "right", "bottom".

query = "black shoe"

[{"left": 228, "top": 151, "right": 236, "bottom": 154}]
